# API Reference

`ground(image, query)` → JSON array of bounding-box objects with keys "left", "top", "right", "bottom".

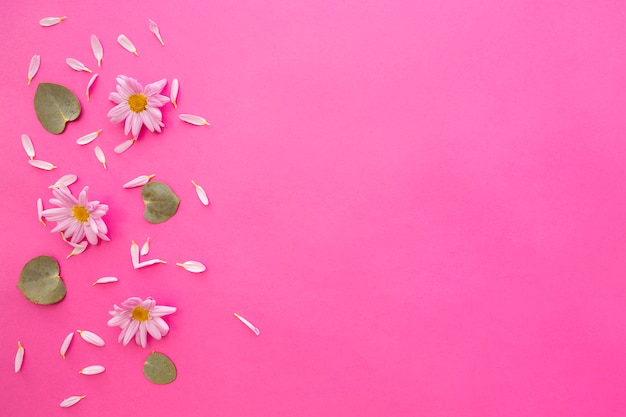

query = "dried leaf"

[
  {"left": 40, "top": 16, "right": 66, "bottom": 27},
  {"left": 191, "top": 180, "right": 210, "bottom": 205},
  {"left": 15, "top": 341, "right": 24, "bottom": 373},
  {"left": 77, "top": 330, "right": 105, "bottom": 347},
  {"left": 141, "top": 182, "right": 180, "bottom": 224},
  {"left": 21, "top": 134, "right": 35, "bottom": 159},
  {"left": 76, "top": 129, "right": 102, "bottom": 145},
  {"left": 141, "top": 238, "right": 150, "bottom": 256},
  {"left": 143, "top": 352, "right": 176, "bottom": 384},
  {"left": 148, "top": 19, "right": 165, "bottom": 46},
  {"left": 176, "top": 261, "right": 206, "bottom": 273},
  {"left": 66, "top": 58, "right": 92, "bottom": 73},
  {"left": 37, "top": 198, "right": 45, "bottom": 226},
  {"left": 34, "top": 83, "right": 81, "bottom": 134},
  {"left": 60, "top": 395, "right": 85, "bottom": 408},
  {"left": 86, "top": 73, "right": 98, "bottom": 101},
  {"left": 234, "top": 313, "right": 260, "bottom": 336},
  {"left": 92, "top": 276, "right": 118, "bottom": 285},
  {"left": 90, "top": 34, "right": 103, "bottom": 67},
  {"left": 117, "top": 34, "right": 138, "bottom": 55},
  {"left": 123, "top": 174, "right": 154, "bottom": 188},
  {"left": 27, "top": 55, "right": 40, "bottom": 85},
  {"left": 49, "top": 174, "right": 77, "bottom": 188},
  {"left": 179, "top": 113, "right": 210, "bottom": 126},
  {"left": 18, "top": 255, "right": 66, "bottom": 305},
  {"left": 79, "top": 365, "right": 105, "bottom": 375},
  {"left": 170, "top": 78, "right": 178, "bottom": 108},
  {"left": 60, "top": 332, "right": 74, "bottom": 359},
  {"left": 114, "top": 138, "right": 135, "bottom": 154},
  {"left": 28, "top": 159, "right": 57, "bottom": 170},
  {"left": 94, "top": 145, "right": 106, "bottom": 169}
]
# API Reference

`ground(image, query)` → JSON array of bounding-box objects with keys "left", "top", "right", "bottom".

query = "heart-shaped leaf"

[
  {"left": 34, "top": 83, "right": 81, "bottom": 134},
  {"left": 142, "top": 182, "right": 180, "bottom": 223},
  {"left": 18, "top": 255, "right": 66, "bottom": 305},
  {"left": 143, "top": 352, "right": 176, "bottom": 384}
]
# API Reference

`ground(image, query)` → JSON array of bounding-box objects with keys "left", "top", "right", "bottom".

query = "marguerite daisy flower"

[
  {"left": 107, "top": 297, "right": 176, "bottom": 348},
  {"left": 107, "top": 75, "right": 170, "bottom": 139},
  {"left": 42, "top": 184, "right": 109, "bottom": 245}
]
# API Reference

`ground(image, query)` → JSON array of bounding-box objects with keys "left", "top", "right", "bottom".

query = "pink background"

[{"left": 2, "top": 0, "right": 626, "bottom": 415}]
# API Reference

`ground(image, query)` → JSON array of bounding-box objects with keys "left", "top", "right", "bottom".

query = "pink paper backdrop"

[{"left": 2, "top": 0, "right": 626, "bottom": 415}]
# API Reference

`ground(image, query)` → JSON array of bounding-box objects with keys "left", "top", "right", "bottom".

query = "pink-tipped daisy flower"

[
  {"left": 107, "top": 75, "right": 170, "bottom": 139},
  {"left": 107, "top": 297, "right": 176, "bottom": 348},
  {"left": 42, "top": 184, "right": 110, "bottom": 245}
]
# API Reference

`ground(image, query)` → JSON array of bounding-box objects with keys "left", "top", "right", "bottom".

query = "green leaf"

[
  {"left": 142, "top": 182, "right": 181, "bottom": 223},
  {"left": 18, "top": 255, "right": 66, "bottom": 305},
  {"left": 143, "top": 352, "right": 177, "bottom": 384},
  {"left": 34, "top": 83, "right": 81, "bottom": 134}
]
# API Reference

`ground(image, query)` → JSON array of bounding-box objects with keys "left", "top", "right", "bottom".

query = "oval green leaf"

[
  {"left": 144, "top": 352, "right": 177, "bottom": 384},
  {"left": 18, "top": 255, "right": 66, "bottom": 305},
  {"left": 34, "top": 83, "right": 81, "bottom": 134},
  {"left": 142, "top": 182, "right": 181, "bottom": 223}
]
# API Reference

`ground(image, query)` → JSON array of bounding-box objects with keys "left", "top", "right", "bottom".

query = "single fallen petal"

[
  {"left": 94, "top": 146, "right": 106, "bottom": 169},
  {"left": 93, "top": 276, "right": 118, "bottom": 285},
  {"left": 130, "top": 241, "right": 140, "bottom": 268},
  {"left": 66, "top": 58, "right": 92, "bottom": 73},
  {"left": 176, "top": 261, "right": 206, "bottom": 273},
  {"left": 117, "top": 34, "right": 138, "bottom": 55},
  {"left": 90, "top": 34, "right": 103, "bottom": 67},
  {"left": 148, "top": 19, "right": 165, "bottom": 46},
  {"left": 114, "top": 138, "right": 135, "bottom": 154},
  {"left": 135, "top": 259, "right": 167, "bottom": 269},
  {"left": 76, "top": 129, "right": 102, "bottom": 145},
  {"left": 37, "top": 198, "right": 45, "bottom": 226},
  {"left": 61, "top": 232, "right": 83, "bottom": 248},
  {"left": 141, "top": 238, "right": 150, "bottom": 256},
  {"left": 79, "top": 365, "right": 105, "bottom": 375},
  {"left": 179, "top": 114, "right": 210, "bottom": 126},
  {"left": 49, "top": 174, "right": 77, "bottom": 188},
  {"left": 67, "top": 242, "right": 88, "bottom": 258},
  {"left": 21, "top": 134, "right": 35, "bottom": 160},
  {"left": 60, "top": 395, "right": 85, "bottom": 408},
  {"left": 27, "top": 55, "right": 40, "bottom": 86},
  {"left": 234, "top": 313, "right": 260, "bottom": 336},
  {"left": 77, "top": 330, "right": 105, "bottom": 347},
  {"left": 60, "top": 332, "right": 74, "bottom": 359},
  {"left": 40, "top": 16, "right": 66, "bottom": 27},
  {"left": 28, "top": 159, "right": 56, "bottom": 170},
  {"left": 191, "top": 180, "right": 210, "bottom": 206},
  {"left": 86, "top": 73, "right": 99, "bottom": 101},
  {"left": 15, "top": 341, "right": 24, "bottom": 373},
  {"left": 170, "top": 78, "right": 179, "bottom": 108},
  {"left": 123, "top": 174, "right": 154, "bottom": 189}
]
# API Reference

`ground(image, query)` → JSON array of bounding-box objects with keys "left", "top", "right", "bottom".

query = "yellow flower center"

[
  {"left": 128, "top": 94, "right": 148, "bottom": 113},
  {"left": 132, "top": 306, "right": 150, "bottom": 322},
  {"left": 72, "top": 206, "right": 90, "bottom": 222}
]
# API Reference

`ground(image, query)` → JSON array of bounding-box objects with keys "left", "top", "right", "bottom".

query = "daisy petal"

[
  {"left": 191, "top": 180, "right": 210, "bottom": 205},
  {"left": 90, "top": 34, "right": 103, "bottom": 67},
  {"left": 123, "top": 174, "right": 154, "bottom": 188},
  {"left": 135, "top": 259, "right": 167, "bottom": 269},
  {"left": 179, "top": 113, "right": 211, "bottom": 126},
  {"left": 49, "top": 174, "right": 77, "bottom": 188},
  {"left": 67, "top": 241, "right": 88, "bottom": 258},
  {"left": 130, "top": 241, "right": 140, "bottom": 267},
  {"left": 79, "top": 365, "right": 105, "bottom": 375},
  {"left": 94, "top": 146, "right": 106, "bottom": 169},
  {"left": 77, "top": 330, "right": 105, "bottom": 347},
  {"left": 117, "top": 34, "right": 138, "bottom": 55},
  {"left": 93, "top": 276, "right": 119, "bottom": 285},
  {"left": 60, "top": 332, "right": 74, "bottom": 359},
  {"left": 21, "top": 134, "right": 35, "bottom": 159},
  {"left": 176, "top": 260, "right": 206, "bottom": 273},
  {"left": 37, "top": 198, "right": 45, "bottom": 226},
  {"left": 27, "top": 55, "right": 40, "bottom": 85},
  {"left": 29, "top": 159, "right": 56, "bottom": 170},
  {"left": 76, "top": 129, "right": 102, "bottom": 145},
  {"left": 234, "top": 313, "right": 261, "bottom": 336},
  {"left": 114, "top": 138, "right": 135, "bottom": 154},
  {"left": 141, "top": 237, "right": 150, "bottom": 256},
  {"left": 15, "top": 341, "right": 24, "bottom": 373},
  {"left": 86, "top": 73, "right": 99, "bottom": 101},
  {"left": 40, "top": 16, "right": 66, "bottom": 27},
  {"left": 66, "top": 58, "right": 92, "bottom": 73},
  {"left": 148, "top": 19, "right": 165, "bottom": 46},
  {"left": 60, "top": 395, "right": 85, "bottom": 408},
  {"left": 170, "top": 78, "right": 178, "bottom": 108}
]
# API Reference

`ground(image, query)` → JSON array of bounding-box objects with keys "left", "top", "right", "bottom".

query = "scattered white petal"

[
  {"left": 49, "top": 174, "right": 77, "bottom": 188},
  {"left": 114, "top": 138, "right": 135, "bottom": 154},
  {"left": 130, "top": 241, "right": 140, "bottom": 268},
  {"left": 170, "top": 78, "right": 179, "bottom": 108},
  {"left": 37, "top": 198, "right": 45, "bottom": 226},
  {"left": 123, "top": 174, "right": 154, "bottom": 188},
  {"left": 93, "top": 276, "right": 119, "bottom": 286},
  {"left": 234, "top": 313, "right": 260, "bottom": 336},
  {"left": 28, "top": 159, "right": 56, "bottom": 170},
  {"left": 60, "top": 332, "right": 74, "bottom": 359},
  {"left": 94, "top": 146, "right": 106, "bottom": 169},
  {"left": 179, "top": 113, "right": 211, "bottom": 126},
  {"left": 148, "top": 19, "right": 165, "bottom": 46},
  {"left": 27, "top": 55, "right": 40, "bottom": 86},
  {"left": 141, "top": 238, "right": 150, "bottom": 256},
  {"left": 176, "top": 261, "right": 206, "bottom": 273},
  {"left": 191, "top": 180, "right": 210, "bottom": 206},
  {"left": 86, "top": 73, "right": 99, "bottom": 101},
  {"left": 21, "top": 134, "right": 35, "bottom": 160},
  {"left": 135, "top": 259, "right": 167, "bottom": 269},
  {"left": 67, "top": 242, "right": 88, "bottom": 258},
  {"left": 66, "top": 58, "right": 92, "bottom": 73},
  {"left": 15, "top": 341, "right": 24, "bottom": 373},
  {"left": 40, "top": 16, "right": 66, "bottom": 27},
  {"left": 117, "top": 34, "right": 138, "bottom": 56},
  {"left": 90, "top": 34, "right": 103, "bottom": 67},
  {"left": 79, "top": 365, "right": 105, "bottom": 375},
  {"left": 77, "top": 330, "right": 105, "bottom": 347},
  {"left": 76, "top": 129, "right": 102, "bottom": 145},
  {"left": 60, "top": 395, "right": 86, "bottom": 408}
]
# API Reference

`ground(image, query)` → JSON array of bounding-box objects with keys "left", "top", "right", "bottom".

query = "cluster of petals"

[{"left": 107, "top": 297, "right": 176, "bottom": 348}]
